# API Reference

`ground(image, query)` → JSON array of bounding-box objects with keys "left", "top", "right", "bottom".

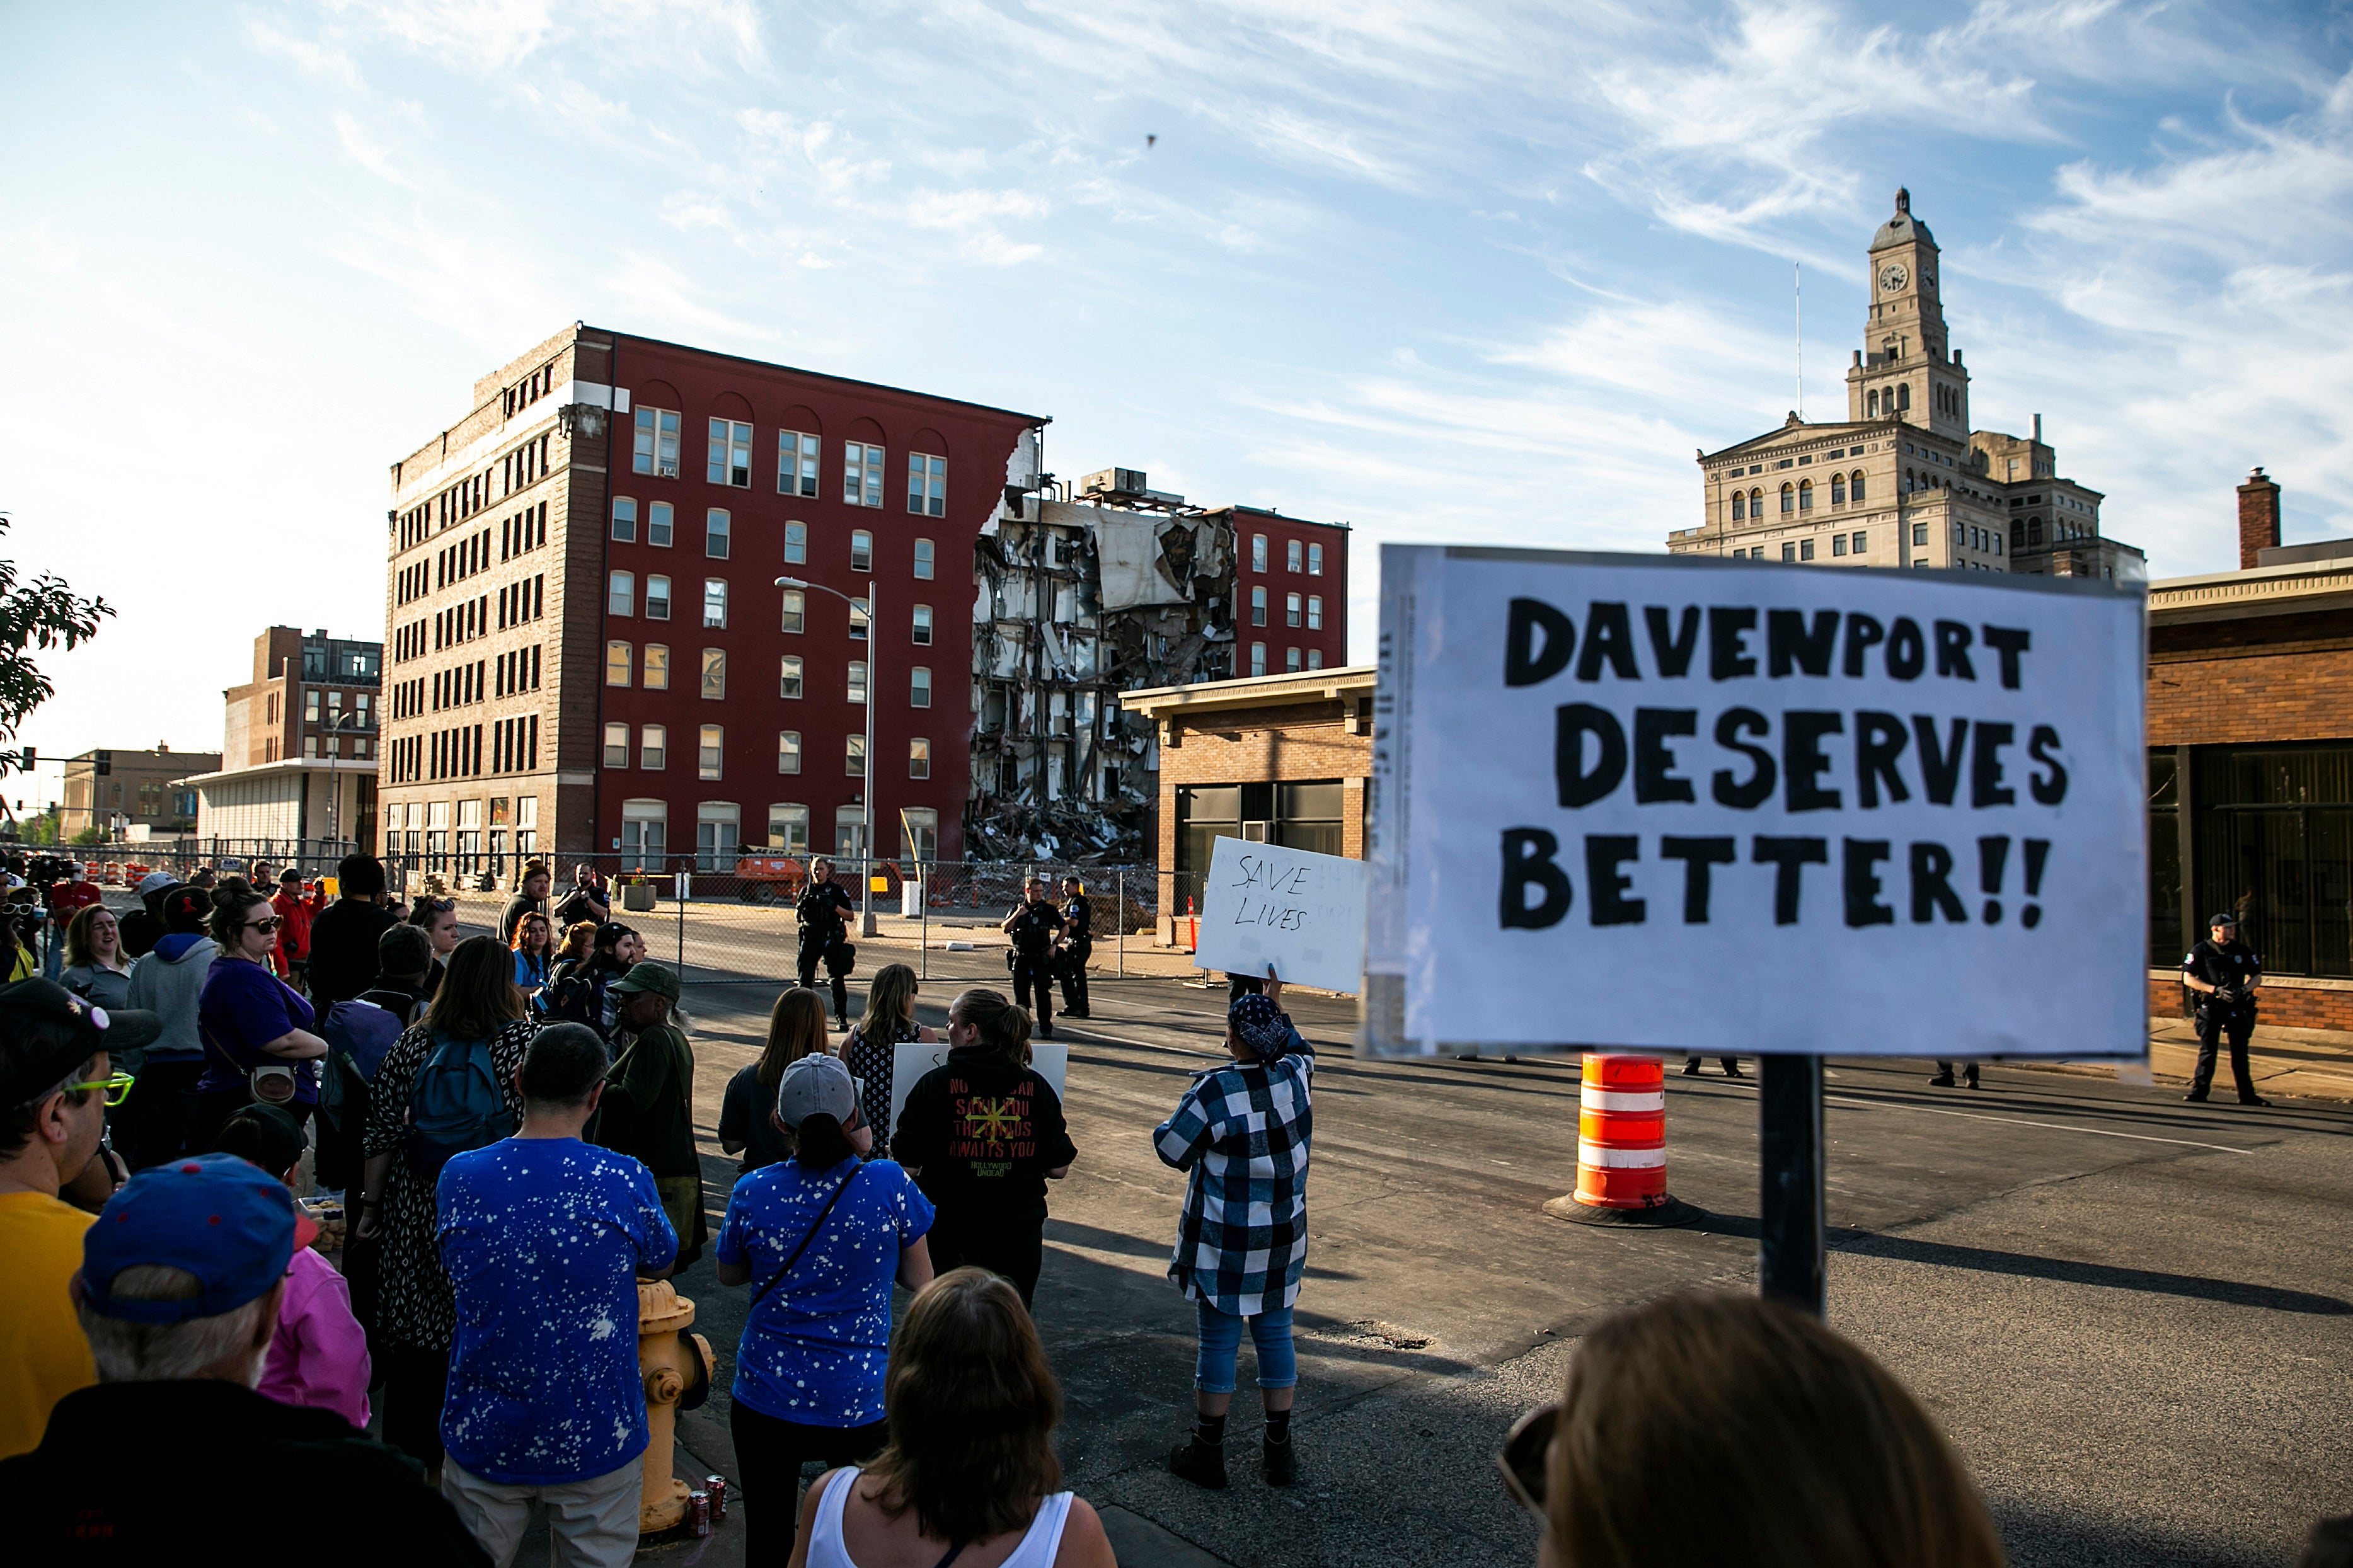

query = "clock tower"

[{"left": 1847, "top": 188, "right": 1969, "bottom": 442}]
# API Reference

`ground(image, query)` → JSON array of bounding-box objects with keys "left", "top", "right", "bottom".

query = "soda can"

[
  {"left": 686, "top": 1491, "right": 712, "bottom": 1538},
  {"left": 704, "top": 1475, "right": 728, "bottom": 1521}
]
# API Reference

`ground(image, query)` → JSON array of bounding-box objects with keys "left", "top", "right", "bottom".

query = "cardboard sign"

[
  {"left": 1365, "top": 546, "right": 2147, "bottom": 1060},
  {"left": 887, "top": 1042, "right": 1068, "bottom": 1144},
  {"left": 1191, "top": 837, "right": 1369, "bottom": 995}
]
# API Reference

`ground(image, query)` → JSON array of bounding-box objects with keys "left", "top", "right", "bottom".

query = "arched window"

[
  {"left": 1896, "top": 384, "right": 1911, "bottom": 412},
  {"left": 1867, "top": 389, "right": 1879, "bottom": 418},
  {"left": 1778, "top": 483, "right": 1794, "bottom": 514},
  {"left": 1751, "top": 488, "right": 1763, "bottom": 514},
  {"left": 1829, "top": 473, "right": 1846, "bottom": 505},
  {"left": 2010, "top": 520, "right": 2026, "bottom": 549},
  {"left": 1904, "top": 469, "right": 1914, "bottom": 493},
  {"left": 1732, "top": 491, "right": 1746, "bottom": 520},
  {"left": 1850, "top": 470, "right": 1866, "bottom": 501},
  {"left": 1798, "top": 479, "right": 1814, "bottom": 510},
  {"left": 2028, "top": 517, "right": 2044, "bottom": 547}
]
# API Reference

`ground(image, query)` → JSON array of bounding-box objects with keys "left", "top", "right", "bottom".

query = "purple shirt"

[{"left": 196, "top": 957, "right": 318, "bottom": 1101}]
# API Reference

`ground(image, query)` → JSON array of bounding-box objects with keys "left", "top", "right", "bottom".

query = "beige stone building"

[{"left": 1667, "top": 190, "right": 2145, "bottom": 581}]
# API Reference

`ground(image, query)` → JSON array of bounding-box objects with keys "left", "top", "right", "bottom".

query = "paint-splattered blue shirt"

[
  {"left": 436, "top": 1137, "right": 677, "bottom": 1485},
  {"left": 717, "top": 1156, "right": 933, "bottom": 1428}
]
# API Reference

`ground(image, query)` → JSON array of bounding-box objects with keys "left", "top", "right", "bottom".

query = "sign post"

[{"left": 1758, "top": 1054, "right": 1826, "bottom": 1315}]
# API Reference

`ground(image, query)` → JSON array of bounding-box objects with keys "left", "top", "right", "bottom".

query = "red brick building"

[
  {"left": 1211, "top": 505, "right": 1351, "bottom": 677},
  {"left": 381, "top": 325, "right": 1044, "bottom": 876}
]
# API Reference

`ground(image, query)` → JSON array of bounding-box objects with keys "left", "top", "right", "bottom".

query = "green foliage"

[
  {"left": 70, "top": 825, "right": 102, "bottom": 845},
  {"left": 0, "top": 517, "right": 113, "bottom": 759}
]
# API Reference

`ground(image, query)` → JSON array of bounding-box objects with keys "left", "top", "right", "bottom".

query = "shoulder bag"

[{"left": 749, "top": 1165, "right": 866, "bottom": 1312}]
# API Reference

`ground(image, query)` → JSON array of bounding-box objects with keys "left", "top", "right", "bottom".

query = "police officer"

[
  {"left": 795, "top": 857, "right": 858, "bottom": 1030},
  {"left": 1056, "top": 874, "right": 1093, "bottom": 1021},
  {"left": 2182, "top": 912, "right": 2269, "bottom": 1107},
  {"left": 1000, "top": 876, "right": 1060, "bottom": 1039}
]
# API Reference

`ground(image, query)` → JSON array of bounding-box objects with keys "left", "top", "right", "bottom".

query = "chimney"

[
  {"left": 2032, "top": 413, "right": 2042, "bottom": 443},
  {"left": 2238, "top": 467, "right": 2282, "bottom": 569}
]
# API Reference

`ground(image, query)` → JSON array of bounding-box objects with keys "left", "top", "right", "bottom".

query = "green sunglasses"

[{"left": 63, "top": 1071, "right": 137, "bottom": 1107}]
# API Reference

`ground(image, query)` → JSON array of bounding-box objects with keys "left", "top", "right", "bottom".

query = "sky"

[{"left": 4, "top": 0, "right": 2352, "bottom": 804}]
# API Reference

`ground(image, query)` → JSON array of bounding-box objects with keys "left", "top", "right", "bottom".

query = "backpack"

[
  {"left": 318, "top": 999, "right": 406, "bottom": 1133},
  {"left": 542, "top": 959, "right": 604, "bottom": 1031},
  {"left": 403, "top": 1029, "right": 517, "bottom": 1181}
]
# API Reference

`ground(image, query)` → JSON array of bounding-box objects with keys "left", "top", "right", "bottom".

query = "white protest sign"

[
  {"left": 1364, "top": 546, "right": 2146, "bottom": 1060},
  {"left": 1191, "top": 837, "right": 1369, "bottom": 995},
  {"left": 887, "top": 1043, "right": 1068, "bottom": 1144}
]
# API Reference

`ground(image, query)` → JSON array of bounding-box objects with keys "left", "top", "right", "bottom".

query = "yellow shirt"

[{"left": 0, "top": 1191, "right": 97, "bottom": 1458}]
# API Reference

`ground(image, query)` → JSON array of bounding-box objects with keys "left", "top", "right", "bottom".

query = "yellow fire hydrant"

[{"left": 636, "top": 1279, "right": 715, "bottom": 1535}]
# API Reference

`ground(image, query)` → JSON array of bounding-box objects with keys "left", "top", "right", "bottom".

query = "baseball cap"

[
  {"left": 594, "top": 922, "right": 633, "bottom": 949},
  {"left": 2209, "top": 912, "right": 2240, "bottom": 927},
  {"left": 0, "top": 978, "right": 163, "bottom": 1105},
  {"left": 611, "top": 961, "right": 680, "bottom": 1000},
  {"left": 1229, "top": 992, "right": 1294, "bottom": 1058},
  {"left": 136, "top": 871, "right": 178, "bottom": 897},
  {"left": 776, "top": 1051, "right": 861, "bottom": 1129},
  {"left": 81, "top": 1153, "right": 297, "bottom": 1325},
  {"left": 162, "top": 886, "right": 210, "bottom": 934}
]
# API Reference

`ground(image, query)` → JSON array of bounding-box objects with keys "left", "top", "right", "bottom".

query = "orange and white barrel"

[{"left": 1574, "top": 1053, "right": 1671, "bottom": 1210}]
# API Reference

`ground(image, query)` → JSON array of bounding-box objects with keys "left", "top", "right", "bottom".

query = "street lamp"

[
  {"left": 324, "top": 711, "right": 365, "bottom": 857},
  {"left": 777, "top": 573, "right": 880, "bottom": 937}
]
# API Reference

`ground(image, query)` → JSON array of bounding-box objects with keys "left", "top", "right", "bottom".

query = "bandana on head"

[{"left": 1229, "top": 993, "right": 1291, "bottom": 1057}]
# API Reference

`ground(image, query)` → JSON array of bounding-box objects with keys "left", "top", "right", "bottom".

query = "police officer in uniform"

[
  {"left": 1000, "top": 876, "right": 1059, "bottom": 1039},
  {"left": 795, "top": 857, "right": 859, "bottom": 1030},
  {"left": 1056, "top": 874, "right": 1093, "bottom": 1021},
  {"left": 2182, "top": 912, "right": 2269, "bottom": 1106}
]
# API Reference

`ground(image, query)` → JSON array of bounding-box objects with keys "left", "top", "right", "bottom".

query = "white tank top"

[{"left": 810, "top": 1468, "right": 1074, "bottom": 1568}]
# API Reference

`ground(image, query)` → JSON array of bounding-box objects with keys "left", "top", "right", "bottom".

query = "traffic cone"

[{"left": 1543, "top": 1053, "right": 1702, "bottom": 1227}]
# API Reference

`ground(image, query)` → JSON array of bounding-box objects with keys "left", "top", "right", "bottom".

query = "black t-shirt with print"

[{"left": 894, "top": 1046, "right": 1075, "bottom": 1227}]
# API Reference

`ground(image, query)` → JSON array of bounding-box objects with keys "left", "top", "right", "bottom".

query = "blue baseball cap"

[{"left": 80, "top": 1153, "right": 296, "bottom": 1325}]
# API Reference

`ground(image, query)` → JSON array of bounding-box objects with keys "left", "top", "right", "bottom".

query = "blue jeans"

[{"left": 1194, "top": 1299, "right": 1297, "bottom": 1394}]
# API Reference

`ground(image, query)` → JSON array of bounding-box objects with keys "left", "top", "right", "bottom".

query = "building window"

[
  {"left": 640, "top": 724, "right": 667, "bottom": 770},
  {"left": 708, "top": 418, "right": 753, "bottom": 486},
  {"left": 785, "top": 521, "right": 807, "bottom": 565},
  {"left": 703, "top": 578, "right": 727, "bottom": 629},
  {"left": 606, "top": 641, "right": 631, "bottom": 686},
  {"left": 644, "top": 644, "right": 670, "bottom": 690},
  {"left": 850, "top": 530, "right": 873, "bottom": 573},
  {"left": 620, "top": 801, "right": 666, "bottom": 870},
  {"left": 1286, "top": 646, "right": 1303, "bottom": 672},
  {"left": 780, "top": 589, "right": 806, "bottom": 634},
  {"left": 848, "top": 660, "right": 868, "bottom": 705},
  {"left": 1307, "top": 595, "right": 1323, "bottom": 631},
  {"left": 1992, "top": 532, "right": 2003, "bottom": 557},
  {"left": 612, "top": 498, "right": 638, "bottom": 542},
  {"left": 648, "top": 502, "right": 674, "bottom": 548},
  {"left": 778, "top": 731, "right": 802, "bottom": 774},
  {"left": 1308, "top": 542, "right": 1324, "bottom": 575},
  {"left": 1285, "top": 592, "right": 1303, "bottom": 627},
  {"left": 698, "top": 724, "right": 723, "bottom": 780},
  {"left": 1732, "top": 492, "right": 1746, "bottom": 520},
  {"left": 1851, "top": 531, "right": 1868, "bottom": 554},
  {"left": 1780, "top": 484, "right": 1795, "bottom": 515},
  {"left": 1829, "top": 474, "right": 1846, "bottom": 505},
  {"left": 909, "top": 737, "right": 930, "bottom": 779},
  {"left": 1285, "top": 539, "right": 1302, "bottom": 572},
  {"left": 633, "top": 406, "right": 681, "bottom": 478},
  {"left": 1832, "top": 535, "right": 1848, "bottom": 557},
  {"left": 780, "top": 655, "right": 804, "bottom": 699},
  {"left": 844, "top": 442, "right": 885, "bottom": 507},
  {"left": 911, "top": 604, "right": 933, "bottom": 644},
  {"left": 1800, "top": 539, "right": 1815, "bottom": 561},
  {"left": 1799, "top": 479, "right": 1814, "bottom": 511},
  {"left": 1250, "top": 586, "right": 1268, "bottom": 626},
  {"left": 607, "top": 571, "right": 635, "bottom": 617},
  {"left": 779, "top": 430, "right": 820, "bottom": 498},
  {"left": 914, "top": 538, "right": 935, "bottom": 580},
  {"left": 1251, "top": 534, "right": 1269, "bottom": 571},
  {"left": 1308, "top": 649, "right": 1324, "bottom": 670},
  {"left": 849, "top": 598, "right": 868, "bottom": 640},
  {"left": 1250, "top": 641, "right": 1267, "bottom": 676},
  {"left": 769, "top": 803, "right": 810, "bottom": 852},
  {"left": 646, "top": 575, "right": 672, "bottom": 620},
  {"left": 1781, "top": 543, "right": 1797, "bottom": 562},
  {"left": 1912, "top": 523, "right": 1929, "bottom": 547},
  {"left": 601, "top": 723, "right": 630, "bottom": 769},
  {"left": 706, "top": 509, "right": 731, "bottom": 559},
  {"left": 696, "top": 803, "right": 740, "bottom": 873},
  {"left": 846, "top": 735, "right": 866, "bottom": 777},
  {"left": 911, "top": 666, "right": 932, "bottom": 707},
  {"left": 907, "top": 452, "right": 946, "bottom": 516},
  {"left": 701, "top": 647, "right": 727, "bottom": 700}
]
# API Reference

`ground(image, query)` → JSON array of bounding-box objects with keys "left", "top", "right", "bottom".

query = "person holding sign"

[
  {"left": 891, "top": 988, "right": 1075, "bottom": 1308},
  {"left": 1156, "top": 971, "right": 1313, "bottom": 1491},
  {"left": 2182, "top": 913, "right": 2269, "bottom": 1107},
  {"left": 999, "top": 879, "right": 1061, "bottom": 1041}
]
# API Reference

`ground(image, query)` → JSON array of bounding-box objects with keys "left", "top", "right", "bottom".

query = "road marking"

[{"left": 1824, "top": 1094, "right": 2258, "bottom": 1155}]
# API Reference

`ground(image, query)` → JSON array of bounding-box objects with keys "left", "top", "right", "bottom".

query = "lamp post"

[
  {"left": 324, "top": 710, "right": 364, "bottom": 858},
  {"left": 777, "top": 574, "right": 880, "bottom": 937}
]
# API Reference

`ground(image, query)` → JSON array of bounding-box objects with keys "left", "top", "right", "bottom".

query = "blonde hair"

[
  {"left": 760, "top": 987, "right": 831, "bottom": 1088},
  {"left": 864, "top": 963, "right": 920, "bottom": 1041},
  {"left": 948, "top": 987, "right": 1030, "bottom": 1069}
]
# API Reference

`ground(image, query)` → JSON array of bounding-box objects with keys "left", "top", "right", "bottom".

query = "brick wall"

[
  {"left": 2147, "top": 971, "right": 2353, "bottom": 1032},
  {"left": 2147, "top": 609, "right": 2353, "bottom": 747}
]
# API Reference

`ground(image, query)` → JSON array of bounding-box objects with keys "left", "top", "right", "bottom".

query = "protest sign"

[
  {"left": 889, "top": 1042, "right": 1069, "bottom": 1142},
  {"left": 1191, "top": 837, "right": 1369, "bottom": 995},
  {"left": 1364, "top": 546, "right": 2146, "bottom": 1060}
]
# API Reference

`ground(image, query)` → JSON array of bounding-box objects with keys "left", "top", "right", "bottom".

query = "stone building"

[
  {"left": 181, "top": 626, "right": 380, "bottom": 852},
  {"left": 60, "top": 747, "right": 216, "bottom": 842},
  {"left": 1667, "top": 189, "right": 2146, "bottom": 582}
]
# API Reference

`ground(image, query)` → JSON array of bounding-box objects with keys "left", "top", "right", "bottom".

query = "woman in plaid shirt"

[{"left": 1154, "top": 972, "right": 1313, "bottom": 1491}]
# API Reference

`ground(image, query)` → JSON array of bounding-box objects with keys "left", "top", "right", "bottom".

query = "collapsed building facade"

[{"left": 965, "top": 463, "right": 1350, "bottom": 863}]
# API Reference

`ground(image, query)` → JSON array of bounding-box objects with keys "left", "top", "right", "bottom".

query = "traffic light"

[
  {"left": 17, "top": 747, "right": 32, "bottom": 771},
  {"left": 94, "top": 750, "right": 112, "bottom": 777}
]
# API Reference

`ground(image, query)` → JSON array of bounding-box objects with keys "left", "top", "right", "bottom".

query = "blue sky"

[{"left": 4, "top": 1, "right": 2351, "bottom": 791}]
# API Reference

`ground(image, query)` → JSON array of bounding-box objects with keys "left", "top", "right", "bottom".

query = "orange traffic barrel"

[{"left": 1544, "top": 1054, "right": 1701, "bottom": 1228}]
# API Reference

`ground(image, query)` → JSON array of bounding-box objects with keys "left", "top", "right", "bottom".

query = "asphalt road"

[{"left": 642, "top": 966, "right": 2353, "bottom": 1568}]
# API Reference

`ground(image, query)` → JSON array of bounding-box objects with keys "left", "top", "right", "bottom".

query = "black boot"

[
  {"left": 1681, "top": 1058, "right": 1702, "bottom": 1077},
  {"left": 1963, "top": 1065, "right": 1981, "bottom": 1090},
  {"left": 1262, "top": 1408, "right": 1297, "bottom": 1485},
  {"left": 1928, "top": 1070, "right": 1955, "bottom": 1087},
  {"left": 1168, "top": 1431, "right": 1227, "bottom": 1490}
]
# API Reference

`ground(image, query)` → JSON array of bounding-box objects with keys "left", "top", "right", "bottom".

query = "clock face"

[{"left": 1878, "top": 263, "right": 1907, "bottom": 292}]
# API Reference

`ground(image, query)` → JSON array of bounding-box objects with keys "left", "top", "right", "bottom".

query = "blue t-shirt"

[
  {"left": 718, "top": 1157, "right": 933, "bottom": 1427},
  {"left": 436, "top": 1138, "right": 677, "bottom": 1485},
  {"left": 195, "top": 956, "right": 318, "bottom": 1101}
]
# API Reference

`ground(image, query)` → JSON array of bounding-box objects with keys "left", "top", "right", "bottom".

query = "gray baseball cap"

[{"left": 776, "top": 1052, "right": 861, "bottom": 1129}]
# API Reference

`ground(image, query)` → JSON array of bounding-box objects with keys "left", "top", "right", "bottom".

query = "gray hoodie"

[{"left": 125, "top": 934, "right": 220, "bottom": 1063}]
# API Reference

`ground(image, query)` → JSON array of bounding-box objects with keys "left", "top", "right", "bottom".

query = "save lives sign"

[{"left": 1364, "top": 546, "right": 2147, "bottom": 1060}]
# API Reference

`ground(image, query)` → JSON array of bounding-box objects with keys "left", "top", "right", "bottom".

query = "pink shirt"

[{"left": 257, "top": 1247, "right": 371, "bottom": 1430}]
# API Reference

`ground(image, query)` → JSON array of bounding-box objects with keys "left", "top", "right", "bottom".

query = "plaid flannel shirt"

[{"left": 1153, "top": 1025, "right": 1315, "bottom": 1317}]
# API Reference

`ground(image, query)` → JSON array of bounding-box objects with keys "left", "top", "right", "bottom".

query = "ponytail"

[{"left": 948, "top": 987, "right": 1032, "bottom": 1069}]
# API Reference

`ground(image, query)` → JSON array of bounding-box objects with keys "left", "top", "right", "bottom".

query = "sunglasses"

[
  {"left": 1497, "top": 1401, "right": 1559, "bottom": 1518},
  {"left": 421, "top": 898, "right": 456, "bottom": 913},
  {"left": 245, "top": 916, "right": 283, "bottom": 932},
  {"left": 64, "top": 1070, "right": 137, "bottom": 1107}
]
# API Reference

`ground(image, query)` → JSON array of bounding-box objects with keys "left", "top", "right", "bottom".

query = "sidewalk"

[{"left": 2034, "top": 1019, "right": 2353, "bottom": 1103}]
